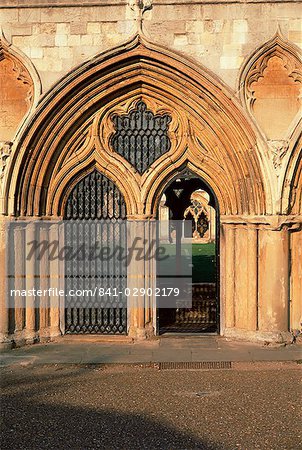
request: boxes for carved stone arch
[239,29,302,141]
[60,165,128,219]
[146,161,223,219]
[49,157,139,219]
[5,34,270,218]
[281,127,302,215]
[0,29,41,141]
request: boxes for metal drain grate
[158,361,232,370]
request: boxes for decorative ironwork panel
[110,100,172,174]
[64,170,127,334]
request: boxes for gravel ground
[0,363,301,450]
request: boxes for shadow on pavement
[0,366,224,450]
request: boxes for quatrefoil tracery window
[110,100,172,174]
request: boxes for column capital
[127,214,155,221]
[220,214,302,231]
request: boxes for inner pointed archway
[156,170,219,335]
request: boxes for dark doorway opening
[157,171,219,334]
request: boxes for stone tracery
[2,32,300,345]
[239,30,302,142]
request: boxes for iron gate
[64,170,127,334]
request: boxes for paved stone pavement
[0,362,301,450]
[0,336,301,367]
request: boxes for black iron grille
[64,170,127,334]
[110,100,172,174]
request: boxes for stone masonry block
[174,34,188,47]
[106,34,125,47]
[220,55,243,70]
[155,5,202,21]
[56,23,70,35]
[32,24,41,34]
[55,34,68,47]
[37,34,56,47]
[187,33,201,45]
[117,21,135,34]
[233,20,248,33]
[68,35,81,46]
[223,44,241,57]
[289,31,302,44]
[11,36,31,47]
[92,35,103,46]
[289,20,302,32]
[34,57,63,72]
[0,9,18,23]
[81,35,93,46]
[87,22,101,34]
[41,23,56,34]
[44,48,60,59]
[58,47,73,60]
[70,22,87,35]
[41,6,123,23]
[30,47,43,59]
[232,32,247,45]
[101,22,119,35]
[11,24,32,36]
[18,8,41,23]
[186,21,204,33]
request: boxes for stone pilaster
[0,218,11,348]
[223,223,235,329]
[126,216,155,339]
[289,225,302,332]
[13,224,25,345]
[39,225,50,341]
[258,226,289,333]
[49,223,61,339]
[24,222,37,344]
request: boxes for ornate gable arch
[4,34,270,218]
[238,29,301,141]
[0,29,41,140]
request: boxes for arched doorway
[3,35,285,347]
[63,169,127,334]
[157,170,219,334]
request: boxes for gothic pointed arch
[0,29,41,142]
[281,127,302,215]
[239,29,302,141]
[4,34,270,218]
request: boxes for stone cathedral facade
[0,0,301,347]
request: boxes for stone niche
[240,32,302,141]
[250,55,301,140]
[0,51,33,141]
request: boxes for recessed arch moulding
[1,35,299,344]
[5,34,269,219]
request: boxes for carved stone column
[39,225,50,341]
[13,225,25,345]
[24,222,36,344]
[289,224,302,332]
[223,223,235,329]
[49,223,61,339]
[258,225,289,333]
[247,224,258,331]
[127,216,155,339]
[0,218,11,348]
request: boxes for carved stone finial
[0,141,13,179]
[128,0,153,34]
